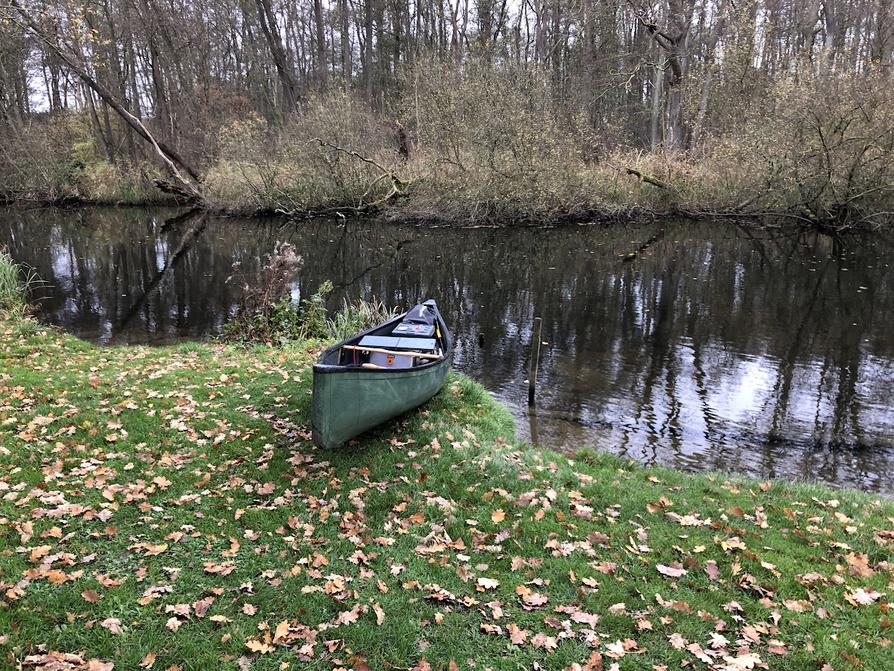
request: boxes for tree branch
[6,1,203,202]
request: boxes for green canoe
[312,299,453,448]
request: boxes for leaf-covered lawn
[1,318,892,671]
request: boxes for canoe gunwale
[313,357,451,376]
[313,301,453,375]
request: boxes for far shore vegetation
[3,0,894,230]
[4,65,894,230]
[0,259,893,670]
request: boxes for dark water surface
[3,207,894,492]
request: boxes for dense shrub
[0,113,166,204]
[396,59,601,222]
[0,114,84,201]
[205,94,402,213]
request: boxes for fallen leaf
[508,623,528,645]
[657,563,688,578]
[783,599,812,613]
[531,632,558,651]
[81,589,102,603]
[100,618,123,635]
[845,588,883,606]
[193,597,214,618]
[245,638,274,654]
[477,577,500,590]
[273,619,290,641]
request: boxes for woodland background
[1,0,893,226]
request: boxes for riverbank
[2,158,886,232]
[4,70,894,231]
[0,189,878,233]
[1,314,892,670]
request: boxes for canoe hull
[312,358,450,448]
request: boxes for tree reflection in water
[2,207,893,492]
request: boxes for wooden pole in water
[528,317,543,406]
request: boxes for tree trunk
[629,0,694,152]
[689,0,729,148]
[255,0,300,113]
[340,0,351,90]
[313,0,328,88]
[650,51,664,151]
[364,0,375,101]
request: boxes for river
[3,206,893,492]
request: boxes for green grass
[0,249,34,319]
[325,297,401,342]
[1,318,892,670]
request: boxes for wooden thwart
[341,344,443,361]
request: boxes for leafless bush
[225,242,304,342]
[205,92,402,213]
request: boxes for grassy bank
[1,316,893,671]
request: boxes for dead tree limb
[7,1,203,202]
[313,138,406,185]
[607,160,671,190]
[623,166,670,190]
[275,139,410,219]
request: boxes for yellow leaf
[143,544,168,556]
[46,570,68,584]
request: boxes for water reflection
[2,206,893,492]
